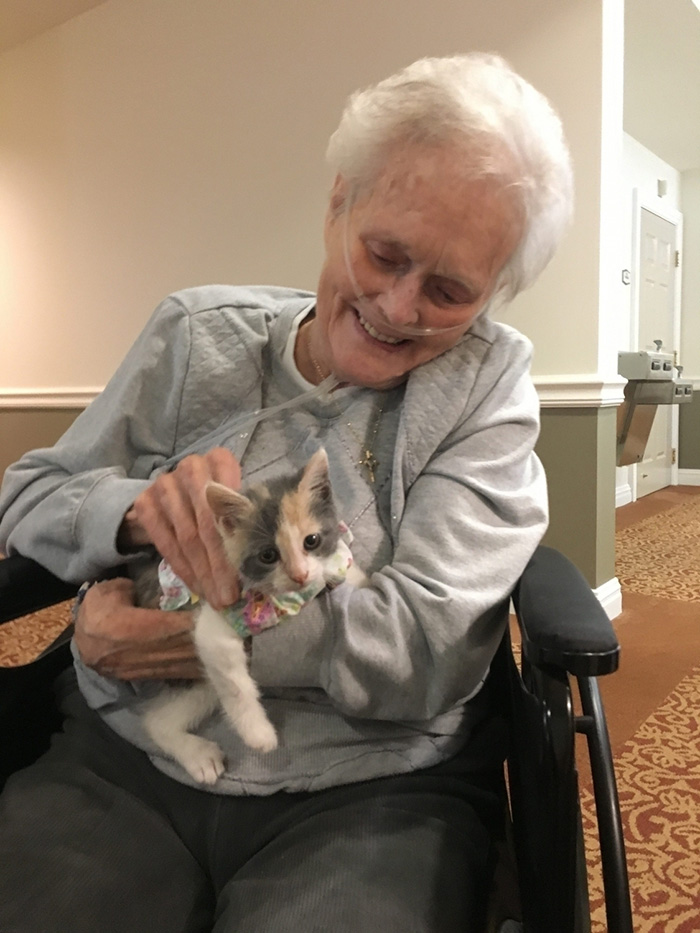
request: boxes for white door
[636,208,677,498]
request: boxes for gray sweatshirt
[0,285,548,793]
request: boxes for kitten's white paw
[178,737,226,785]
[239,718,278,753]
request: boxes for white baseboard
[678,469,700,486]
[616,483,633,507]
[509,575,622,624]
[594,576,623,620]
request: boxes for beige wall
[1,0,609,394]
[1,0,625,590]
[620,134,682,349]
[681,170,700,380]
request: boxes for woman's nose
[376,275,422,326]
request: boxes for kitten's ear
[299,448,331,502]
[205,482,254,535]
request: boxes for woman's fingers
[176,448,242,606]
[137,474,202,594]
[97,631,204,681]
[207,446,242,489]
[74,579,198,676]
[128,450,241,607]
[173,454,233,604]
[75,445,244,679]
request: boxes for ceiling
[1,0,699,172]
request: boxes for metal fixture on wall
[616,341,693,466]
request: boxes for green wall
[536,407,617,589]
[679,394,700,469]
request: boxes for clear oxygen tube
[340,185,489,338]
[166,372,344,470]
[220,373,342,438]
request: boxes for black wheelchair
[0,545,633,932]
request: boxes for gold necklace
[304,321,383,484]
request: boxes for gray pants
[0,685,504,933]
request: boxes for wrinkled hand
[74,577,202,680]
[119,447,242,609]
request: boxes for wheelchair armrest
[0,553,79,624]
[511,545,620,678]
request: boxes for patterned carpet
[615,496,700,602]
[0,600,72,666]
[582,667,700,932]
[581,489,700,932]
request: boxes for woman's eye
[436,288,460,305]
[427,279,473,307]
[258,547,280,565]
[372,252,399,269]
[367,243,406,271]
[304,534,321,551]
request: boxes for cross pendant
[359,449,378,484]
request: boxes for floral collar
[157,523,354,638]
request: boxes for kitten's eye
[258,547,280,565]
[303,534,321,551]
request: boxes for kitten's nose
[290,570,309,586]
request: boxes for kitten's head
[206,448,340,594]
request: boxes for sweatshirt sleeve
[251,333,548,722]
[0,296,193,581]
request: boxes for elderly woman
[0,54,572,933]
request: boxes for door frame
[629,188,684,500]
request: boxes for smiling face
[299,144,524,390]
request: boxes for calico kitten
[136,447,363,785]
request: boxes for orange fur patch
[277,488,320,582]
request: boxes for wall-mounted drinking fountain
[616,340,693,466]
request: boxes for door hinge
[675,250,680,267]
[672,448,677,465]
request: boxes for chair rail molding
[0,388,102,409]
[534,375,627,409]
[4,375,634,411]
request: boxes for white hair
[326,53,574,304]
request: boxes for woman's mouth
[354,308,407,345]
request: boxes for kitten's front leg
[142,682,226,785]
[345,564,369,588]
[194,604,278,753]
